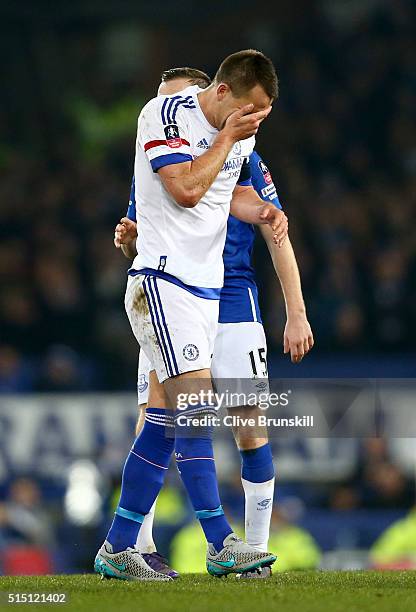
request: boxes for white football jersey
[130,85,255,291]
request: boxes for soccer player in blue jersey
[113,67,313,579]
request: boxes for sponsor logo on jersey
[164,124,182,148]
[138,374,148,394]
[258,159,272,185]
[197,138,210,149]
[261,184,278,200]
[233,141,242,156]
[257,498,272,510]
[221,157,244,173]
[183,344,199,361]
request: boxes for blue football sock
[106,408,174,552]
[175,405,232,552]
[240,443,275,483]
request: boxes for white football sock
[241,477,275,552]
[135,499,157,553]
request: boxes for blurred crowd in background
[1,0,416,574]
[1,0,415,391]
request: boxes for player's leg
[134,353,179,578]
[212,322,275,555]
[164,368,233,552]
[230,405,274,550]
[95,275,175,581]
[135,352,160,555]
[135,351,167,437]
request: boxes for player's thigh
[125,275,155,359]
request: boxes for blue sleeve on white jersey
[249,150,282,209]
[126,176,137,222]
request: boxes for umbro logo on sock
[196,138,210,149]
[257,498,272,509]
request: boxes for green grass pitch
[1,571,415,612]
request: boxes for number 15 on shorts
[248,347,268,377]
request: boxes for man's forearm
[159,132,234,207]
[260,226,306,317]
[230,187,270,225]
[186,133,234,195]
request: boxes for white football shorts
[137,318,269,408]
[125,274,219,385]
[211,321,269,407]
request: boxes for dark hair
[214,49,278,100]
[160,67,211,89]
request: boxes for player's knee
[148,370,167,407]
[174,402,218,441]
[237,436,269,451]
[135,404,147,436]
[134,419,142,437]
[229,406,268,449]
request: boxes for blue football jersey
[219,150,282,324]
[125,150,281,324]
[126,175,136,222]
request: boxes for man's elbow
[161,174,200,208]
[173,188,199,208]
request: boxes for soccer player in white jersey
[115,69,313,579]
[95,50,289,582]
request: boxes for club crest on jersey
[138,374,148,394]
[258,159,272,185]
[164,124,181,148]
[233,141,242,156]
[183,344,199,361]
